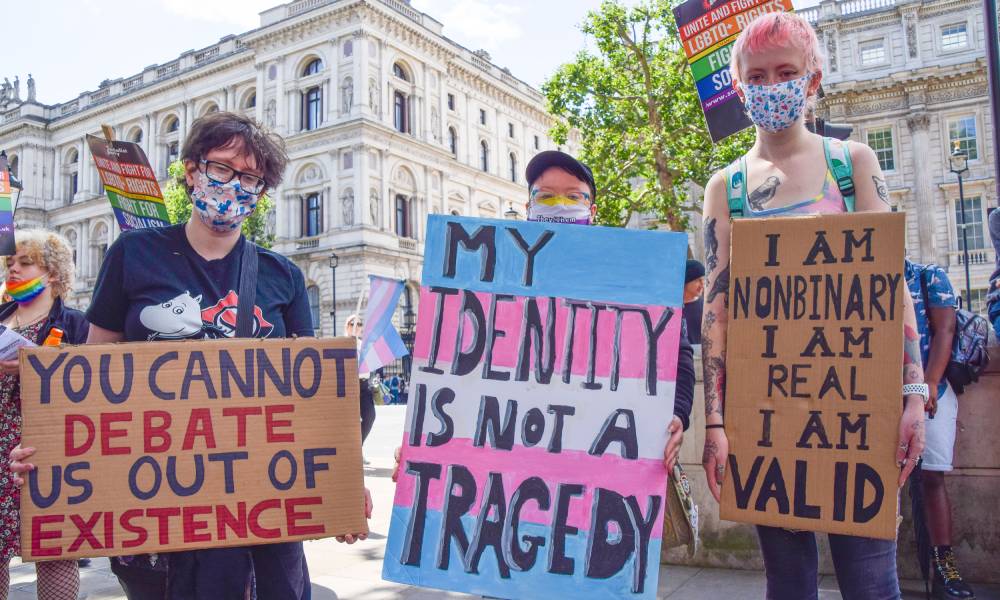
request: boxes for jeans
[360,380,376,442]
[756,525,900,600]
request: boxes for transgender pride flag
[357,275,409,374]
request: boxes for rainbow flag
[358,275,409,374]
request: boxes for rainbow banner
[382,215,687,598]
[0,157,15,256]
[86,134,170,230]
[673,0,795,142]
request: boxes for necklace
[13,308,49,329]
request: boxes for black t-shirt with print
[87,224,314,341]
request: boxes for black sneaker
[77,558,91,568]
[931,546,975,599]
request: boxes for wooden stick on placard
[101,124,115,143]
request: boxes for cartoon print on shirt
[139,290,274,340]
[139,291,204,339]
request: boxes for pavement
[9,405,1000,599]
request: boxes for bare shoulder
[704,168,731,216]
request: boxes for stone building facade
[0,0,564,336]
[806,0,995,310]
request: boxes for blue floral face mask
[190,170,257,234]
[739,73,813,133]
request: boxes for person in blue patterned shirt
[904,259,975,600]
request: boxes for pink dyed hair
[729,12,824,83]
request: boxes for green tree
[163,160,276,248]
[543,0,753,229]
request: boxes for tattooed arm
[701,171,731,502]
[851,140,926,484]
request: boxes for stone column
[355,143,367,227]
[79,136,92,196]
[907,112,937,263]
[380,149,390,231]
[255,64,265,123]
[275,57,287,135]
[353,31,367,117]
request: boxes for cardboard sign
[86,134,170,230]
[672,0,794,142]
[0,159,15,255]
[720,213,905,540]
[382,215,687,598]
[18,337,367,560]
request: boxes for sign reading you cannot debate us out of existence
[19,337,368,559]
[382,215,688,599]
[721,213,906,540]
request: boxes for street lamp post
[504,201,520,220]
[329,252,339,336]
[950,145,972,309]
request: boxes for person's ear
[590,201,598,219]
[807,70,823,98]
[183,159,198,189]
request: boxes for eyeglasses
[200,160,267,194]
[530,190,591,204]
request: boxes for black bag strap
[236,238,259,338]
[918,266,930,317]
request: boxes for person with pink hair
[699,11,928,599]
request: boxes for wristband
[902,383,929,403]
[705,424,725,430]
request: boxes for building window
[302,58,323,77]
[244,91,256,109]
[165,116,179,133]
[508,122,514,138]
[394,92,408,133]
[447,93,455,110]
[479,109,486,125]
[166,141,180,172]
[949,116,978,160]
[68,172,78,198]
[393,62,409,82]
[343,39,353,57]
[448,127,457,156]
[307,285,321,332]
[395,194,411,238]
[966,288,988,314]
[509,153,517,182]
[90,222,109,276]
[866,127,895,171]
[128,128,143,144]
[480,141,489,172]
[342,152,353,170]
[955,195,985,251]
[303,193,322,237]
[302,87,322,130]
[859,39,886,66]
[8,156,17,179]
[941,23,968,51]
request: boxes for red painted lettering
[64,415,95,457]
[146,507,181,545]
[248,499,282,539]
[182,506,214,543]
[68,512,102,552]
[182,408,217,450]
[265,405,295,443]
[285,497,326,536]
[120,509,148,549]
[144,410,172,453]
[30,515,64,557]
[100,412,132,456]
[216,502,249,540]
[222,406,262,447]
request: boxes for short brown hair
[181,111,288,191]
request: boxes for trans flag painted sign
[382,215,687,598]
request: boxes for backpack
[919,267,991,394]
[726,137,856,218]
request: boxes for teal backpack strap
[726,158,748,219]
[823,137,855,212]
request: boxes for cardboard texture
[18,337,367,560]
[720,213,905,540]
[382,215,688,599]
[672,0,795,142]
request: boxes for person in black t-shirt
[12,112,371,600]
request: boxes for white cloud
[413,0,523,50]
[159,0,276,30]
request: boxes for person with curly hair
[0,229,89,600]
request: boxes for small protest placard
[0,158,15,255]
[672,0,794,142]
[720,213,905,540]
[86,134,170,230]
[382,215,687,598]
[19,337,367,559]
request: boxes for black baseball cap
[525,151,596,201]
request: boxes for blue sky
[8,0,816,106]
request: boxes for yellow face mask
[528,192,592,224]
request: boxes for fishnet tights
[2,559,79,600]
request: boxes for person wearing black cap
[684,259,706,345]
[524,150,598,224]
[523,150,695,472]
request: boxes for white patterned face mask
[739,73,813,133]
[190,170,257,233]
